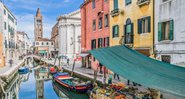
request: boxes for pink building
[80,0,110,70]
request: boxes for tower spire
[36,8,42,17]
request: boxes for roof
[89,45,185,98]
[17,31,29,39]
[36,8,42,17]
[80,0,91,8]
[36,38,52,42]
[57,9,80,20]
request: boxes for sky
[4,0,83,40]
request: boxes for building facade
[110,0,154,57]
[51,22,59,57]
[0,2,17,67]
[34,38,55,58]
[81,0,110,69]
[155,0,185,65]
[34,8,43,41]
[57,10,81,59]
[17,31,30,56]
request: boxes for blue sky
[4,0,83,40]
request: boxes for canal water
[0,62,89,99]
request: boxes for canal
[0,61,89,99]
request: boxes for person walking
[114,73,120,81]
[67,58,70,66]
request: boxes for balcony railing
[119,34,134,48]
[137,0,150,6]
[111,9,119,17]
[124,34,133,44]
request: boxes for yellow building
[110,0,154,57]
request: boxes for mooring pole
[71,60,75,76]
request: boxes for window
[124,19,133,44]
[51,42,53,45]
[126,0,132,5]
[138,16,151,34]
[93,20,96,31]
[92,0,95,9]
[91,39,96,49]
[98,17,102,29]
[42,42,44,45]
[46,42,49,45]
[158,20,173,41]
[4,22,6,30]
[106,37,109,47]
[98,38,103,48]
[4,9,6,15]
[112,25,119,38]
[8,14,14,23]
[104,14,109,27]
[162,0,169,2]
[161,55,171,63]
[36,42,39,45]
[113,0,118,10]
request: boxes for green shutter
[114,0,118,9]
[148,16,151,32]
[112,26,115,38]
[158,22,162,41]
[169,20,174,40]
[138,19,142,34]
[117,25,119,37]
[131,23,134,34]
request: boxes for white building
[155,0,185,65]
[57,10,81,59]
[0,2,17,64]
[17,31,31,56]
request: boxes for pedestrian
[67,58,70,66]
[114,73,120,81]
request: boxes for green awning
[89,45,185,97]
[39,50,47,54]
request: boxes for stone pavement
[0,58,25,77]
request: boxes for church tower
[34,8,43,40]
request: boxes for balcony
[124,34,134,47]
[137,0,150,6]
[111,9,119,17]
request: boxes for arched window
[124,18,133,44]
[125,18,133,34]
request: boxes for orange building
[0,32,5,67]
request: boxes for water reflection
[0,73,20,99]
[0,62,88,99]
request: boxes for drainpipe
[153,0,155,58]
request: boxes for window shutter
[131,23,134,34]
[117,25,119,37]
[138,19,142,34]
[114,0,118,9]
[169,20,174,40]
[148,16,151,32]
[112,26,115,38]
[158,22,162,41]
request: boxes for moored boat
[18,67,29,74]
[53,72,93,93]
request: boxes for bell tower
[34,8,43,40]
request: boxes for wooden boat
[18,67,29,74]
[53,72,93,93]
[52,82,89,99]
